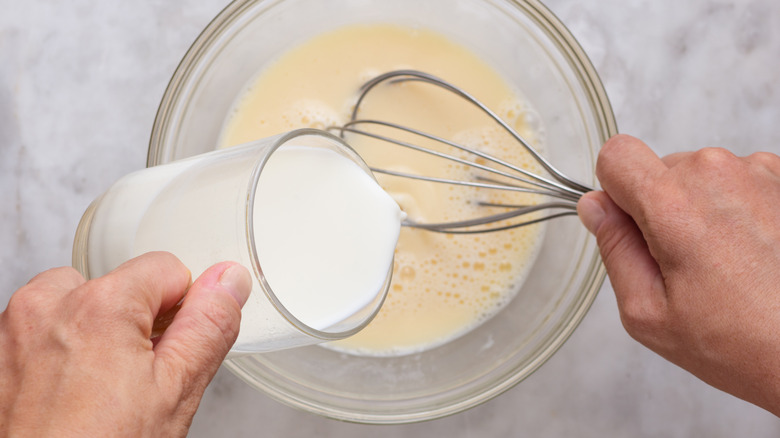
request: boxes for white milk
[252,145,403,331]
[85,159,199,278]
[85,142,403,348]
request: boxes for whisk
[331,70,594,234]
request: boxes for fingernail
[218,264,253,307]
[577,195,606,235]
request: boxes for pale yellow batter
[220,24,545,356]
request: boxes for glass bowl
[149,0,616,424]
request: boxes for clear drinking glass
[73,129,392,354]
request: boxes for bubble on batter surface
[497,98,546,146]
[281,99,342,130]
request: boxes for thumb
[577,191,667,338]
[153,262,252,392]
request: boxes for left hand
[0,252,252,437]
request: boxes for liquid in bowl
[150,0,613,422]
[219,24,547,356]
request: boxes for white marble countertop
[2,0,779,436]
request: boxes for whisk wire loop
[334,70,594,234]
[338,120,582,201]
[350,70,592,194]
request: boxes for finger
[101,252,193,321]
[24,266,85,294]
[1,268,86,338]
[577,191,668,340]
[746,151,780,175]
[660,151,693,168]
[596,134,667,219]
[153,262,251,394]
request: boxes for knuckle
[3,285,72,353]
[27,266,85,290]
[614,271,671,352]
[747,151,780,172]
[4,296,37,331]
[619,299,656,333]
[196,299,241,346]
[5,284,54,322]
[618,298,667,344]
[689,147,735,171]
[13,267,86,309]
[54,266,87,288]
[136,251,187,274]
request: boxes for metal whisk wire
[332,70,594,234]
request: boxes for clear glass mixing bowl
[149,0,617,424]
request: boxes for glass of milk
[73,129,403,356]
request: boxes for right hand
[577,134,780,416]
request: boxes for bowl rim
[147,0,617,424]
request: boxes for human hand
[577,134,780,415]
[0,252,252,437]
